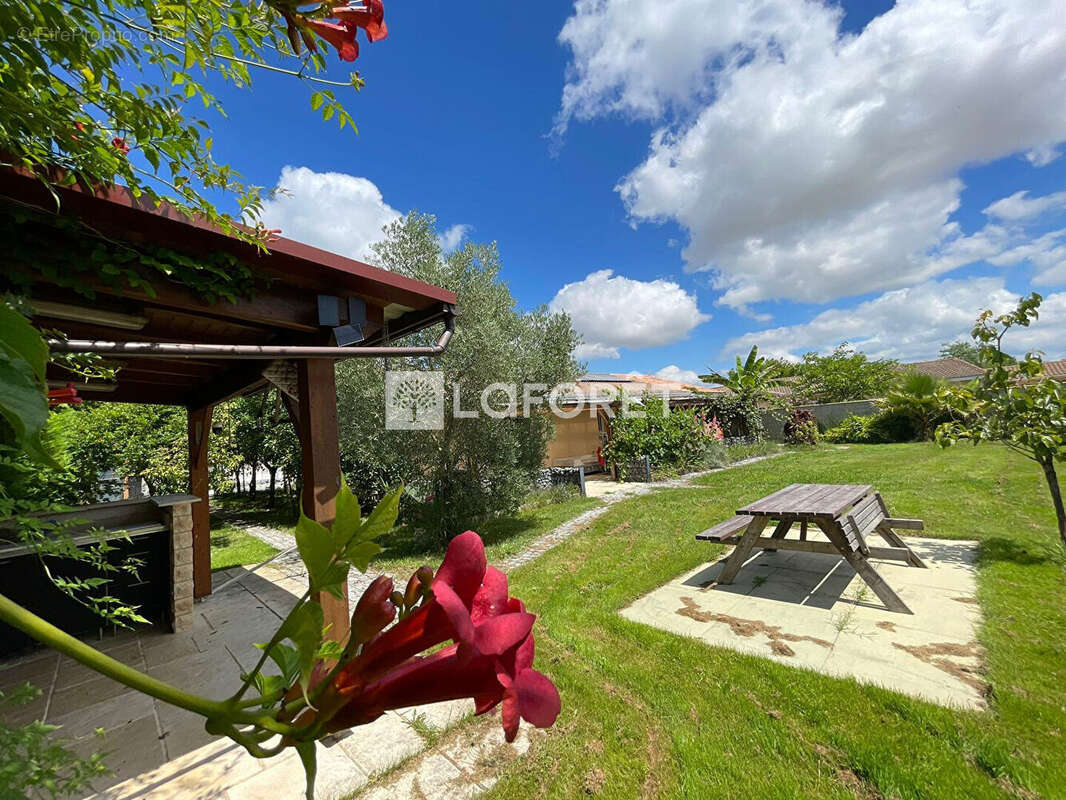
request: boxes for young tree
[940,338,1016,367]
[337,213,582,542]
[796,343,898,403]
[937,294,1066,547]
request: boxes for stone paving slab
[621,535,986,710]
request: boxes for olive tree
[337,213,581,543]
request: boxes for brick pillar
[162,501,196,632]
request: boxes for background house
[544,373,725,469]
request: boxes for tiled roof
[565,373,727,403]
[901,357,984,380]
[1042,359,1066,378]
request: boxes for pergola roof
[0,165,457,407]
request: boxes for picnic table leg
[763,518,792,554]
[875,523,928,568]
[815,520,913,614]
[800,521,807,541]
[717,517,769,585]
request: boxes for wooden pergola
[1,166,457,640]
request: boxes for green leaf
[294,513,347,595]
[259,641,300,684]
[345,540,382,572]
[358,486,402,543]
[310,91,324,111]
[278,600,324,693]
[0,303,48,382]
[0,351,53,465]
[331,477,362,552]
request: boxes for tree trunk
[1039,456,1066,548]
[234,470,242,495]
[268,468,277,507]
[248,463,257,499]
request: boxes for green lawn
[209,524,279,572]
[482,444,1066,799]
[374,493,603,577]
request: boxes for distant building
[898,357,984,383]
[543,373,724,469]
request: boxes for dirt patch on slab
[677,597,833,657]
[876,621,897,632]
[892,641,987,693]
[953,596,979,605]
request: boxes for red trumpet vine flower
[111,137,130,155]
[305,18,359,61]
[47,383,82,407]
[303,531,560,743]
[331,0,387,42]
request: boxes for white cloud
[1026,144,1062,167]
[437,223,472,252]
[984,190,1066,221]
[549,269,710,359]
[654,365,706,385]
[722,277,1022,362]
[260,166,401,261]
[557,0,1066,311]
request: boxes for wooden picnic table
[696,483,928,614]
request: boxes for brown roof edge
[0,163,457,308]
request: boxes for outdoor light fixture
[318,294,366,347]
[31,300,148,331]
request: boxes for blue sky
[203,0,1066,380]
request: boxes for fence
[762,399,879,440]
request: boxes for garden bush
[823,415,876,443]
[604,395,708,473]
[783,408,819,445]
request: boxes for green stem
[0,592,224,719]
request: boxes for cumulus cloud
[722,277,1022,362]
[261,166,401,261]
[437,223,472,252]
[654,365,706,385]
[984,190,1066,222]
[549,269,710,359]
[557,0,1066,311]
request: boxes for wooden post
[188,405,213,599]
[296,359,349,642]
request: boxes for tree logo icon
[385,371,445,430]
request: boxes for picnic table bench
[696,483,927,614]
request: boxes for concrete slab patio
[621,534,986,710]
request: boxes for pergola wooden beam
[188,405,213,598]
[296,359,349,642]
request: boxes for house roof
[900,357,984,380]
[1042,359,1066,378]
[551,373,726,407]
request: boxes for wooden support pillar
[188,405,213,599]
[296,359,349,643]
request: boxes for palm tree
[700,345,782,406]
[881,371,949,440]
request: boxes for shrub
[866,409,918,443]
[697,393,765,440]
[783,408,819,445]
[604,395,706,473]
[823,415,875,443]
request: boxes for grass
[209,524,279,572]
[373,493,603,578]
[478,443,1066,799]
[209,489,602,579]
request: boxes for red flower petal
[514,669,561,728]
[471,566,508,622]
[473,612,535,657]
[432,580,475,648]
[433,531,486,604]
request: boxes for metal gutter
[48,312,455,360]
